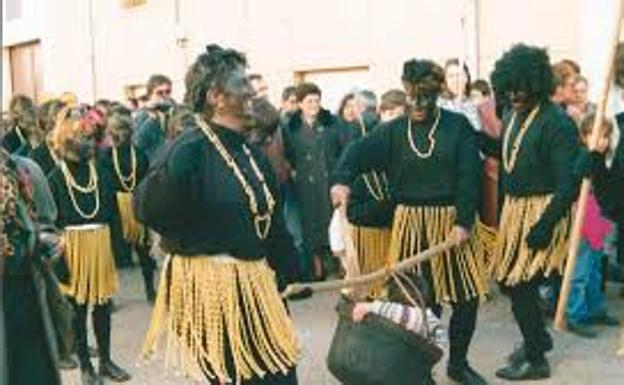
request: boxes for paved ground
[62,267,624,385]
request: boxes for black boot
[447,364,488,385]
[81,365,104,385]
[93,302,132,382]
[496,357,550,381]
[99,360,132,382]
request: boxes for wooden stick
[554,0,624,331]
[281,239,455,298]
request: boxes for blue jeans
[567,239,607,324]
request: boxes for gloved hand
[525,221,554,250]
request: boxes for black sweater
[101,143,149,193]
[333,108,481,229]
[480,101,580,229]
[47,157,117,228]
[133,121,298,285]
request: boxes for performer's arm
[332,124,393,186]
[526,117,580,248]
[133,138,198,236]
[454,119,481,230]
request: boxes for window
[294,67,370,114]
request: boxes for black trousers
[431,297,479,369]
[504,278,553,363]
[71,299,113,369]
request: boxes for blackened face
[404,82,439,122]
[509,90,538,113]
[66,132,96,162]
[220,66,255,126]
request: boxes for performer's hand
[526,222,553,250]
[449,225,470,246]
[330,184,351,207]
[352,303,370,322]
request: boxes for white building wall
[3,0,620,111]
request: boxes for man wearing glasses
[134,74,175,162]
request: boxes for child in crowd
[566,113,620,338]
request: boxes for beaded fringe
[347,224,392,297]
[60,225,119,305]
[388,205,488,304]
[141,255,299,384]
[489,195,571,286]
[116,192,144,244]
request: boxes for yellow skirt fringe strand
[116,192,144,244]
[490,195,571,286]
[141,255,300,384]
[60,225,119,305]
[388,205,489,304]
[347,224,392,297]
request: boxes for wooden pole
[281,240,454,298]
[553,0,624,331]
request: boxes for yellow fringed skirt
[489,195,571,286]
[388,205,488,304]
[116,192,144,244]
[347,224,392,297]
[141,255,299,384]
[60,224,119,305]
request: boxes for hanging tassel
[388,205,488,304]
[141,255,299,384]
[490,195,572,286]
[116,192,145,244]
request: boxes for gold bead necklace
[112,145,137,192]
[502,105,540,173]
[195,116,276,240]
[406,109,441,159]
[357,117,388,202]
[60,160,100,219]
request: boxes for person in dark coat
[133,74,175,163]
[283,82,346,280]
[2,148,62,385]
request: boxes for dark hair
[471,79,491,97]
[184,44,247,115]
[38,99,66,133]
[146,74,172,97]
[281,86,297,102]
[386,272,425,306]
[401,59,445,93]
[579,112,613,140]
[380,89,407,111]
[167,104,195,139]
[551,61,577,89]
[251,98,280,136]
[248,73,263,82]
[490,44,553,104]
[107,112,134,145]
[337,93,355,118]
[444,58,472,97]
[295,82,321,102]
